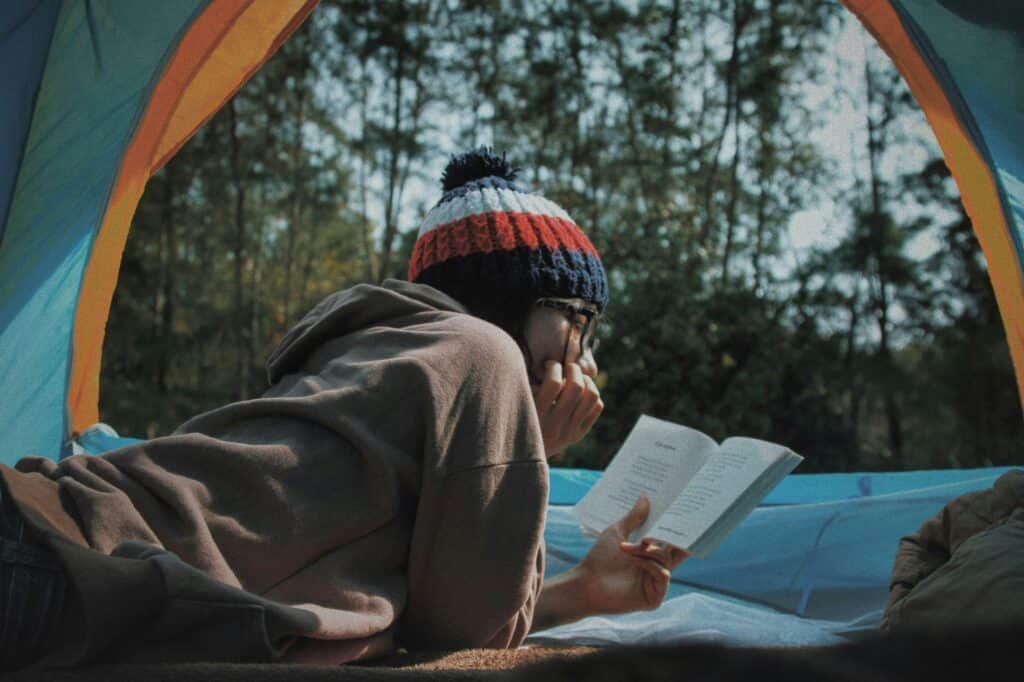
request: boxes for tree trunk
[378,8,407,282]
[157,169,176,393]
[864,58,904,468]
[720,101,742,287]
[357,61,377,283]
[843,289,864,466]
[698,0,748,249]
[661,0,681,168]
[283,85,306,329]
[753,152,768,292]
[610,35,651,219]
[227,98,250,400]
[248,179,266,397]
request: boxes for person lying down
[0,148,687,671]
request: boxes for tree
[101,1,1021,472]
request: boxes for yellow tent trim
[843,0,1024,409]
[69,0,317,433]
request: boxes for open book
[573,415,803,559]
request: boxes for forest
[101,0,1023,472]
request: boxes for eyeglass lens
[537,299,600,356]
[575,310,599,355]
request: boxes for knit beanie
[407,148,608,315]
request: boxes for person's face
[522,297,600,385]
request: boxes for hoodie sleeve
[397,317,548,650]
[399,463,547,650]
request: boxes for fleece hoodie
[1,280,548,666]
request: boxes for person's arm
[531,565,590,631]
[532,496,688,633]
[399,322,549,650]
[530,362,687,632]
[400,462,548,649]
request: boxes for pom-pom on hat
[408,147,608,314]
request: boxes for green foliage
[101,1,1021,469]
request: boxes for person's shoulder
[413,312,528,392]
[435,312,524,368]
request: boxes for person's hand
[576,496,688,614]
[531,361,603,457]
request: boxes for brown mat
[9,623,1023,682]
[372,644,597,671]
[7,645,595,682]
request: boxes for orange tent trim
[68,0,318,434]
[842,0,1024,409]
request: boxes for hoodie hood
[266,279,468,383]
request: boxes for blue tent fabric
[550,465,1006,506]
[0,1,207,464]
[535,465,1018,646]
[0,0,60,245]
[893,0,1024,260]
[73,422,143,454]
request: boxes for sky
[784,14,949,262]
[338,7,958,284]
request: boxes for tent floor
[9,624,1022,682]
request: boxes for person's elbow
[398,573,542,651]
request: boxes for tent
[1,0,1021,650]
[1,0,317,462]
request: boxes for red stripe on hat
[409,211,599,281]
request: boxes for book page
[646,437,792,550]
[686,450,802,558]
[573,415,718,540]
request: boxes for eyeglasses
[535,298,601,359]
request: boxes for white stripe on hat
[417,186,574,238]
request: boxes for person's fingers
[637,557,671,587]
[620,541,664,559]
[619,541,675,571]
[667,546,689,569]
[578,396,604,436]
[534,363,603,454]
[645,540,674,566]
[551,363,585,430]
[569,372,598,419]
[568,374,600,431]
[533,361,563,418]
[643,541,688,569]
[615,495,650,538]
[630,556,671,608]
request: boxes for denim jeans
[0,475,67,671]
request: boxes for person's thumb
[615,495,650,537]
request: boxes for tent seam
[0,0,61,250]
[59,1,211,455]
